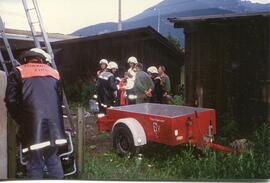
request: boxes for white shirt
[126,68,136,89]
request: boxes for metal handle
[19,144,28,166]
[59,131,77,177]
[59,131,74,158]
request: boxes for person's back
[134,70,151,95]
[5,50,65,179]
[13,63,65,147]
[133,63,154,103]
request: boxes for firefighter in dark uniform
[96,59,108,77]
[96,61,119,113]
[5,49,66,179]
[93,59,109,102]
[147,66,163,103]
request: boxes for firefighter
[158,65,171,104]
[96,61,119,112]
[5,49,66,179]
[97,59,108,76]
[133,63,154,103]
[126,56,138,104]
[30,48,52,65]
[127,56,137,79]
[147,66,163,103]
[93,59,109,102]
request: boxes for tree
[167,33,183,52]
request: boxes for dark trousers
[26,146,64,179]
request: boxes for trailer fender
[112,118,147,146]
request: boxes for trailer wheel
[112,123,136,156]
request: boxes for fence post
[76,107,85,178]
[7,117,17,178]
[0,71,7,179]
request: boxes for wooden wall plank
[0,70,7,179]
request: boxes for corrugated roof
[168,11,270,28]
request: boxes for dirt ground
[84,115,112,155]
[64,112,112,156]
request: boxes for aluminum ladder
[22,0,75,134]
[0,16,19,74]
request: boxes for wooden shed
[52,26,184,94]
[169,12,270,135]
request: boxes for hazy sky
[0,0,269,34]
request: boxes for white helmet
[107,61,118,69]
[99,59,108,65]
[30,48,52,63]
[147,66,158,74]
[127,56,138,64]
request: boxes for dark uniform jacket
[150,77,163,103]
[96,70,119,107]
[5,63,66,152]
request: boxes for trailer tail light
[176,136,183,141]
[208,120,213,137]
[97,113,105,118]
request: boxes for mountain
[126,0,270,22]
[72,0,270,46]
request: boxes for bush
[64,81,96,107]
[80,82,96,106]
[171,95,184,106]
[252,123,270,177]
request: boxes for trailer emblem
[153,122,160,135]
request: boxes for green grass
[97,132,110,139]
[82,124,270,180]
[82,144,270,180]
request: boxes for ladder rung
[26,8,36,11]
[34,33,43,37]
[31,21,40,25]
[1,60,9,63]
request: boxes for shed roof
[168,11,270,28]
[1,28,78,41]
[0,28,78,50]
[52,26,181,56]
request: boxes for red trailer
[98,103,232,155]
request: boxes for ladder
[0,16,19,74]
[22,0,75,134]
